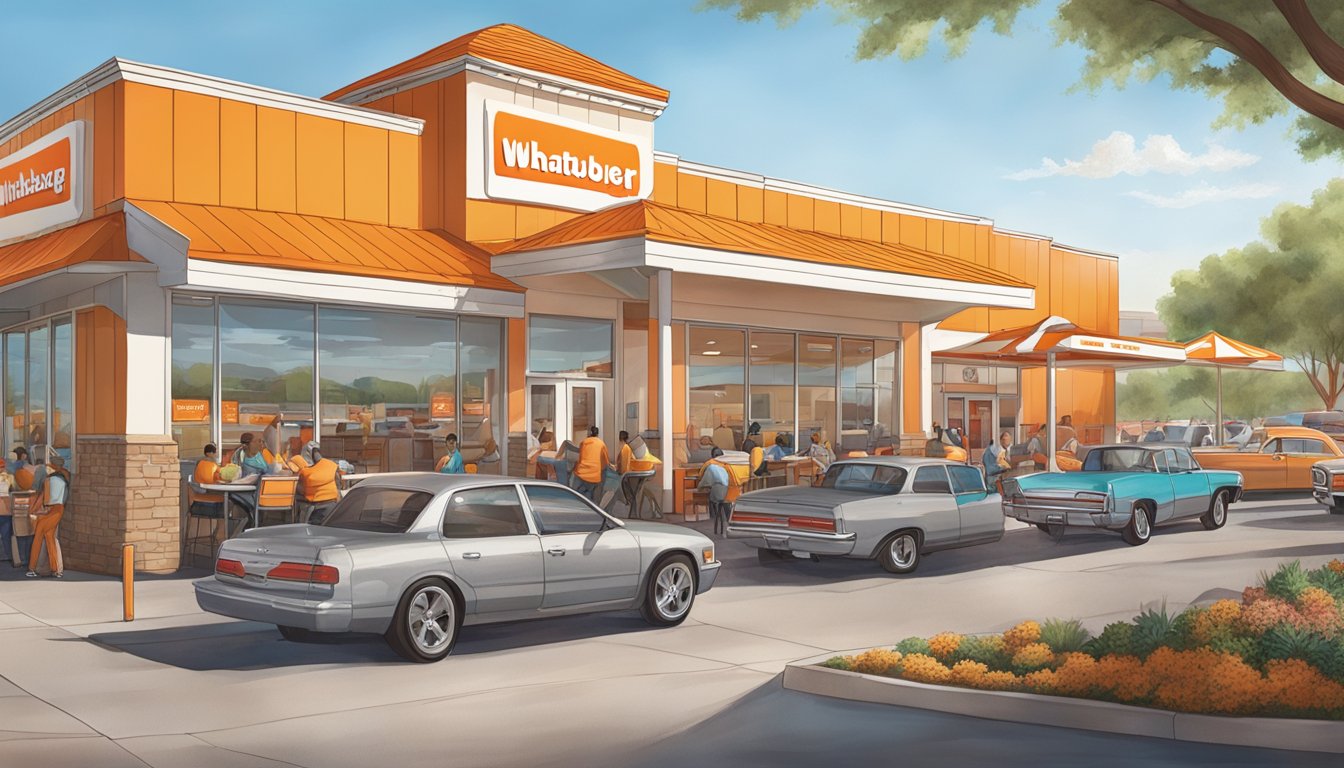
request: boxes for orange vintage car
[1194,426,1343,491]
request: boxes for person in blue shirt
[764,435,789,463]
[437,433,465,474]
[697,447,732,536]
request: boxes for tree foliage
[705,0,1344,158]
[1117,367,1320,422]
[1159,180,1344,408]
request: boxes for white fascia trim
[332,54,668,117]
[124,201,190,285]
[644,240,1034,309]
[491,237,648,278]
[927,327,990,354]
[0,58,424,147]
[1054,242,1121,262]
[995,227,1053,242]
[181,259,524,317]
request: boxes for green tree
[1117,367,1321,421]
[1159,180,1344,408]
[706,0,1344,158]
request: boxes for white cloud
[1125,182,1281,209]
[1007,131,1259,180]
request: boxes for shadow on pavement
[601,677,1341,768]
[1239,513,1344,532]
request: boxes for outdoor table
[198,482,259,536]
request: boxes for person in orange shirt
[297,441,342,524]
[616,431,634,475]
[190,444,228,541]
[25,455,69,578]
[573,426,612,502]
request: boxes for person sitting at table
[617,431,634,474]
[573,426,612,502]
[435,433,465,474]
[697,447,732,536]
[802,431,836,467]
[283,436,308,473]
[231,433,272,478]
[12,447,34,490]
[9,446,29,476]
[297,441,342,524]
[764,434,789,463]
[190,443,228,540]
[743,438,766,477]
[25,455,69,578]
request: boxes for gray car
[726,457,1003,574]
[195,473,721,663]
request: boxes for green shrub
[951,635,1012,671]
[895,636,932,657]
[1210,635,1265,670]
[1260,624,1334,671]
[1262,560,1311,602]
[1306,564,1344,601]
[1039,618,1091,654]
[1168,607,1205,651]
[1085,622,1136,658]
[1131,604,1177,657]
[820,656,853,671]
[1320,639,1344,682]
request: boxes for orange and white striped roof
[944,315,1187,368]
[1182,331,1283,370]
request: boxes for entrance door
[527,379,605,449]
[967,399,994,454]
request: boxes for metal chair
[617,470,656,519]
[185,481,227,566]
[255,476,299,527]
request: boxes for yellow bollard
[122,543,134,622]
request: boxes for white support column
[919,322,935,433]
[654,270,674,513]
[124,272,170,436]
[1215,366,1224,445]
[1046,352,1058,472]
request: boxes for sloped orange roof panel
[327,24,669,104]
[131,201,520,292]
[497,200,1032,290]
[0,214,138,288]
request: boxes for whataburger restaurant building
[0,24,1124,574]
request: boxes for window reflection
[52,319,72,465]
[528,315,612,377]
[799,335,837,451]
[219,300,314,466]
[460,317,502,470]
[5,331,24,458]
[27,325,47,452]
[840,339,875,452]
[689,327,745,457]
[748,331,794,451]
[171,296,215,459]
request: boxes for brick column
[507,432,528,478]
[66,435,181,575]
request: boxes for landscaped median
[784,560,1344,754]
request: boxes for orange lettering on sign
[1110,343,1140,352]
[221,401,239,424]
[172,399,210,423]
[430,393,455,419]
[493,111,641,198]
[1079,340,1103,348]
[0,138,72,220]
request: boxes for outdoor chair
[185,480,227,566]
[255,476,299,526]
[618,469,656,519]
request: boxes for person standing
[0,467,12,565]
[190,444,227,541]
[26,455,69,578]
[573,426,612,502]
[436,433,466,474]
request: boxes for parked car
[1309,459,1344,515]
[1301,411,1344,438]
[1141,421,1215,447]
[195,474,720,663]
[1001,445,1242,546]
[726,457,1003,574]
[1194,426,1343,491]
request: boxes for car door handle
[462,552,481,560]
[548,547,566,557]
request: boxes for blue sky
[3,0,1339,312]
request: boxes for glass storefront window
[5,330,23,457]
[689,326,745,452]
[528,315,613,377]
[460,317,502,470]
[840,338,875,452]
[171,296,216,460]
[27,325,48,454]
[875,339,898,448]
[748,331,794,451]
[52,318,72,464]
[798,334,837,450]
[219,300,314,465]
[318,307,456,473]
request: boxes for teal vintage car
[1001,445,1243,545]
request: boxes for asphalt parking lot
[0,493,1341,767]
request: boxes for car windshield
[819,463,907,494]
[1083,448,1155,472]
[320,485,434,533]
[1162,426,1187,441]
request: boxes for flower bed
[822,559,1344,719]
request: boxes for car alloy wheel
[641,555,696,627]
[1201,492,1228,530]
[1122,504,1152,546]
[879,531,920,574]
[386,578,462,663]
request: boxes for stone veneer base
[783,652,1344,755]
[66,435,181,575]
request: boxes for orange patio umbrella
[1181,331,1284,444]
[942,315,1187,470]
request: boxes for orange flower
[1326,559,1344,575]
[1294,587,1342,635]
[851,648,903,676]
[1011,642,1055,672]
[1021,668,1057,692]
[1192,599,1241,645]
[899,653,952,685]
[1002,621,1041,653]
[928,632,963,661]
[949,659,990,688]
[1096,655,1150,702]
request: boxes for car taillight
[216,558,245,578]
[788,516,836,532]
[732,512,782,524]
[266,562,340,585]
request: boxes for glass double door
[3,317,74,466]
[944,396,996,455]
[528,379,604,450]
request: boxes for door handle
[462,552,481,560]
[548,547,566,557]
[1272,455,1285,462]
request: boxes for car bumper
[697,561,721,594]
[1002,503,1121,530]
[194,577,353,632]
[1312,485,1340,508]
[725,525,858,556]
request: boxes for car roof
[1090,444,1187,452]
[350,472,542,494]
[835,456,968,468]
[1255,426,1335,440]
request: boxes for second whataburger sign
[484,101,652,211]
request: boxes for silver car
[726,457,1003,574]
[195,474,721,663]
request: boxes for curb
[782,652,1344,755]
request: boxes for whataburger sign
[0,121,85,242]
[485,101,652,212]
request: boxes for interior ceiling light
[705,340,717,345]
[702,350,722,356]
[750,344,759,349]
[807,343,834,353]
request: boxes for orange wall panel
[925,219,944,255]
[93,85,117,208]
[173,91,221,206]
[880,212,901,244]
[442,76,466,237]
[861,208,881,241]
[814,200,841,235]
[676,173,706,213]
[763,190,787,226]
[76,307,126,435]
[466,200,518,242]
[219,100,257,209]
[388,131,419,228]
[652,162,678,205]
[295,114,344,218]
[902,323,922,433]
[256,107,297,213]
[672,322,687,438]
[705,178,736,218]
[840,203,862,239]
[898,214,925,249]
[737,185,764,223]
[786,193,813,231]
[343,123,389,225]
[123,83,174,201]
[411,81,444,231]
